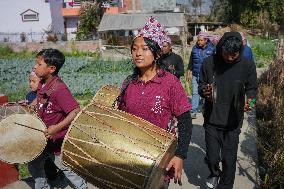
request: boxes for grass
[77,59,133,74]
[0,46,34,59]
[74,91,94,107]
[18,164,31,179]
[247,36,277,68]
[2,88,29,102]
[0,46,101,59]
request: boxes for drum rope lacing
[79,110,158,160]
[64,135,147,189]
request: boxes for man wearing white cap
[160,36,185,79]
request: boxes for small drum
[0,104,46,164]
[92,85,120,107]
[62,103,177,189]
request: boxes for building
[105,0,178,14]
[61,0,81,40]
[98,13,187,45]
[0,0,64,42]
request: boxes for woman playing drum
[117,17,193,188]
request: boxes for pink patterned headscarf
[197,31,221,44]
[30,68,37,77]
[197,31,209,39]
[136,17,168,48]
[162,35,172,45]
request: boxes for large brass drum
[0,104,46,164]
[92,85,120,107]
[62,103,177,189]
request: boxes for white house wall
[66,17,79,40]
[0,0,52,42]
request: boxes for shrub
[0,46,14,58]
[257,59,284,188]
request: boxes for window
[23,14,38,20]
[21,9,39,22]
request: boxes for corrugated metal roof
[98,13,185,31]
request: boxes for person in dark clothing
[186,32,215,119]
[198,32,257,189]
[160,39,185,79]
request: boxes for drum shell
[62,103,177,189]
[92,85,120,108]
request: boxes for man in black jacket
[160,40,184,79]
[198,32,257,189]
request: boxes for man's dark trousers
[204,123,242,189]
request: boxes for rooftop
[98,13,185,31]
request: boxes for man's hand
[244,98,256,112]
[166,156,184,185]
[44,125,61,139]
[185,70,192,96]
[203,84,213,102]
[167,65,176,75]
[185,70,192,83]
[168,65,175,71]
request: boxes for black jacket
[198,32,257,130]
[160,52,184,79]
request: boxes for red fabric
[37,76,79,155]
[119,70,191,131]
[0,161,18,188]
[0,95,8,105]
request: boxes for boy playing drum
[28,48,87,189]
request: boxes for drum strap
[113,74,134,108]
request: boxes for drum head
[0,114,46,164]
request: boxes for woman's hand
[166,156,184,185]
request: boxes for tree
[209,0,231,23]
[210,0,284,35]
[239,0,284,35]
[76,0,110,40]
[191,0,203,15]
